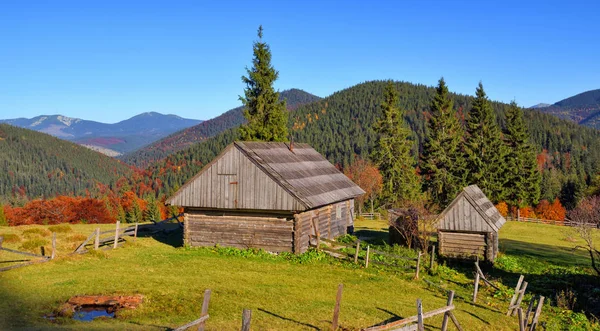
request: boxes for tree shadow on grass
[444,238,600,318]
[354,229,389,245]
[257,308,319,330]
[136,222,183,248]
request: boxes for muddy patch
[52,295,143,322]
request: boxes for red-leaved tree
[344,157,383,214]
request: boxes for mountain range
[0,112,203,155]
[120,88,321,167]
[533,89,600,129]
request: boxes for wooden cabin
[166,141,365,253]
[436,185,506,262]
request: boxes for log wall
[184,211,294,252]
[438,231,491,260]
[293,199,354,253]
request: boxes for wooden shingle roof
[235,141,365,209]
[437,185,506,232]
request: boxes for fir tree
[239,25,288,142]
[144,196,162,222]
[421,78,467,208]
[126,200,143,224]
[372,81,421,206]
[503,101,541,210]
[464,82,507,202]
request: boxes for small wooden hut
[166,141,365,253]
[436,185,506,262]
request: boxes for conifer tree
[144,196,162,222]
[464,82,507,202]
[372,81,421,206]
[239,25,288,142]
[503,101,541,210]
[421,78,467,208]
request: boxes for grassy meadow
[0,220,598,330]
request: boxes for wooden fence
[73,221,138,254]
[507,217,597,228]
[363,290,462,331]
[0,234,55,272]
[309,235,424,278]
[359,213,382,220]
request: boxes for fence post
[331,284,343,330]
[525,298,534,328]
[365,245,370,268]
[198,289,211,331]
[507,275,524,316]
[354,240,361,264]
[530,296,544,331]
[415,251,422,279]
[517,307,525,331]
[473,271,480,303]
[94,228,100,250]
[430,245,436,271]
[416,299,424,331]
[241,309,252,331]
[441,290,454,331]
[50,232,56,259]
[0,236,3,248]
[512,281,528,316]
[134,223,139,243]
[113,221,120,249]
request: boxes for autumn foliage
[5,196,114,226]
[535,198,566,221]
[496,198,566,221]
[344,157,383,213]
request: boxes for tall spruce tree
[239,25,288,142]
[372,81,421,206]
[464,82,507,202]
[421,78,467,208]
[503,101,541,210]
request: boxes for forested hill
[537,88,600,129]
[0,124,133,201]
[121,88,321,167]
[145,80,600,204]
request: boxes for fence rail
[507,217,597,228]
[359,213,382,220]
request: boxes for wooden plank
[473,272,480,303]
[241,309,252,331]
[507,275,524,316]
[198,289,211,331]
[113,221,120,249]
[331,284,343,330]
[517,307,525,331]
[74,231,97,253]
[94,228,100,250]
[415,252,421,279]
[512,281,528,316]
[530,296,544,331]
[441,291,454,331]
[354,240,361,263]
[173,315,210,331]
[363,305,455,331]
[416,299,424,331]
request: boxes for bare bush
[389,205,435,253]
[568,196,600,276]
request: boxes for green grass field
[0,220,598,330]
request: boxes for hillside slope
[120,89,321,167]
[537,89,600,129]
[0,124,133,200]
[0,113,203,155]
[142,81,600,202]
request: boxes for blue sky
[1,1,599,123]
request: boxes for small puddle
[73,305,116,321]
[52,295,143,322]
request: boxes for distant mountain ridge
[535,89,600,130]
[0,123,133,199]
[0,112,203,155]
[120,88,321,167]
